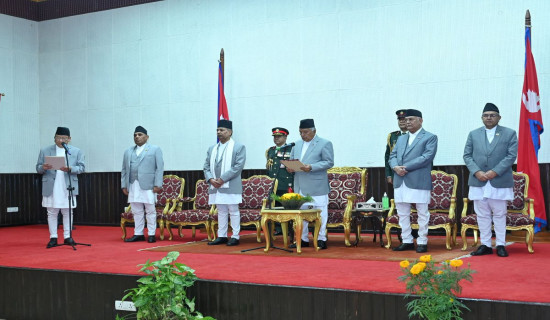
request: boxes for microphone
[280,142,295,149]
[61,142,71,155]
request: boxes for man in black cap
[389,109,438,253]
[36,127,85,248]
[122,126,164,243]
[266,127,294,235]
[287,119,334,249]
[464,103,517,257]
[385,110,408,184]
[204,120,246,246]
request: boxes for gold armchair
[460,172,535,253]
[165,179,213,241]
[326,167,367,246]
[385,170,458,250]
[121,175,184,240]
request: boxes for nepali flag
[517,25,546,232]
[217,62,229,122]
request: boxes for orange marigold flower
[399,260,410,268]
[411,262,426,273]
[410,264,423,275]
[437,270,444,275]
[419,255,432,263]
[450,260,464,267]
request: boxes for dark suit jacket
[36,145,85,196]
[463,125,518,188]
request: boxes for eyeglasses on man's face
[482,113,499,119]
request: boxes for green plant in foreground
[398,255,475,320]
[117,251,215,320]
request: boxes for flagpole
[525,9,530,28]
[220,48,224,87]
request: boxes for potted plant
[117,251,215,320]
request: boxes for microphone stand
[241,144,293,253]
[55,146,91,250]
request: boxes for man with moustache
[205,120,247,246]
[36,127,85,248]
[287,119,334,250]
[389,109,438,253]
[385,110,408,185]
[122,126,164,243]
[464,103,518,257]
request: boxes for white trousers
[299,204,328,242]
[217,204,241,239]
[131,202,157,236]
[396,202,430,245]
[474,198,507,246]
[47,208,71,239]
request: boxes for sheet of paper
[280,159,305,172]
[45,156,66,170]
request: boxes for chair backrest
[508,172,529,214]
[327,167,368,210]
[428,170,457,212]
[193,180,211,210]
[240,175,275,209]
[157,175,184,207]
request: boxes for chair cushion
[328,209,345,224]
[508,174,527,210]
[121,210,163,220]
[167,209,210,223]
[460,214,478,225]
[240,176,272,209]
[388,212,455,225]
[506,213,534,227]
[429,172,455,210]
[211,209,261,223]
[194,181,211,209]
[328,172,362,210]
[157,177,182,206]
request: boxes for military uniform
[266,127,294,194]
[385,110,407,180]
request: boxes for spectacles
[55,136,69,141]
[482,114,499,119]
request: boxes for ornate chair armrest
[461,198,471,218]
[448,196,457,219]
[387,199,396,217]
[526,197,535,219]
[124,204,132,213]
[166,199,179,215]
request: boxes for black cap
[483,103,499,113]
[396,109,407,119]
[299,119,315,129]
[55,127,70,136]
[218,119,232,130]
[406,109,422,118]
[272,127,289,136]
[134,126,147,135]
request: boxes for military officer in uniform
[385,109,408,184]
[266,127,294,235]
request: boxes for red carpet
[0,225,548,304]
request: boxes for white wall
[1,0,550,173]
[0,15,39,173]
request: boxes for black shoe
[64,237,76,246]
[124,235,145,242]
[46,238,58,248]
[393,243,415,251]
[226,238,240,246]
[496,245,508,257]
[289,240,309,248]
[317,240,328,250]
[416,244,428,253]
[147,236,156,243]
[471,244,493,256]
[208,237,228,245]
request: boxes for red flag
[217,62,229,121]
[517,26,546,232]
